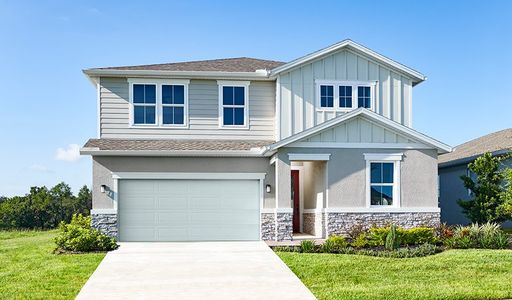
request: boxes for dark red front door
[291,170,300,233]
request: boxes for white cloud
[29,164,52,173]
[55,144,81,162]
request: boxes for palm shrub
[444,222,510,249]
[321,235,348,253]
[385,224,400,250]
[54,214,118,252]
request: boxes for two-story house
[81,40,452,242]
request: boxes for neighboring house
[438,129,512,226]
[81,39,451,242]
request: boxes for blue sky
[0,0,511,196]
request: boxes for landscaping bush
[54,214,118,253]
[299,240,316,253]
[444,223,510,249]
[321,235,348,253]
[351,233,369,248]
[365,225,437,247]
[385,224,399,251]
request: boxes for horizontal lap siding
[278,49,414,139]
[99,78,275,140]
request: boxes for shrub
[385,224,399,251]
[299,240,316,253]
[346,223,366,240]
[321,235,348,253]
[366,227,389,247]
[351,233,369,248]
[444,222,510,249]
[401,227,437,245]
[54,214,118,253]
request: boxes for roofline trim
[79,147,271,157]
[270,39,426,83]
[266,108,452,154]
[83,69,273,81]
[439,149,511,168]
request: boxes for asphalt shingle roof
[83,139,273,152]
[439,128,512,165]
[95,57,285,73]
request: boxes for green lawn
[0,230,105,299]
[278,250,512,300]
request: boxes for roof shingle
[94,57,285,73]
[439,128,512,165]
[83,139,273,152]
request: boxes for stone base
[303,212,325,237]
[327,212,441,236]
[91,213,118,239]
[276,213,293,241]
[261,213,276,241]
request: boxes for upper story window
[316,80,376,111]
[129,79,189,127]
[320,85,334,108]
[218,81,250,128]
[339,86,352,108]
[358,86,371,108]
[364,153,402,207]
[133,84,157,125]
[162,85,185,125]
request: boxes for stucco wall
[279,147,438,208]
[92,156,275,209]
[303,161,326,209]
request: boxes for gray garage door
[118,179,260,241]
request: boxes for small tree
[457,152,512,223]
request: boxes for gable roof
[270,39,426,85]
[266,108,452,154]
[439,128,512,167]
[91,57,285,73]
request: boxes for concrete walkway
[76,241,316,300]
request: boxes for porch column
[275,152,292,241]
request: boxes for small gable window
[317,81,375,111]
[320,85,334,108]
[358,86,371,108]
[133,84,157,125]
[339,85,352,108]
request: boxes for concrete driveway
[76,242,316,300]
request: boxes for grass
[0,230,105,299]
[278,249,512,300]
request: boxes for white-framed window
[316,80,376,111]
[132,84,157,125]
[217,80,250,128]
[128,79,189,127]
[364,153,402,207]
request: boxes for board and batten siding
[278,49,414,139]
[99,78,276,140]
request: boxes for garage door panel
[119,179,260,241]
[156,212,188,226]
[121,212,156,226]
[157,196,188,209]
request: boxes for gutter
[82,69,274,81]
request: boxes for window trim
[217,80,250,129]
[364,153,402,208]
[128,78,190,128]
[316,80,377,112]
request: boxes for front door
[291,170,300,233]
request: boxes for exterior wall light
[100,185,107,193]
[266,184,271,193]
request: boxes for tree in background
[458,152,512,223]
[0,182,92,229]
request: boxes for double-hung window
[364,153,402,207]
[130,79,189,127]
[133,84,157,125]
[320,85,334,108]
[162,85,185,126]
[218,81,249,128]
[317,81,375,111]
